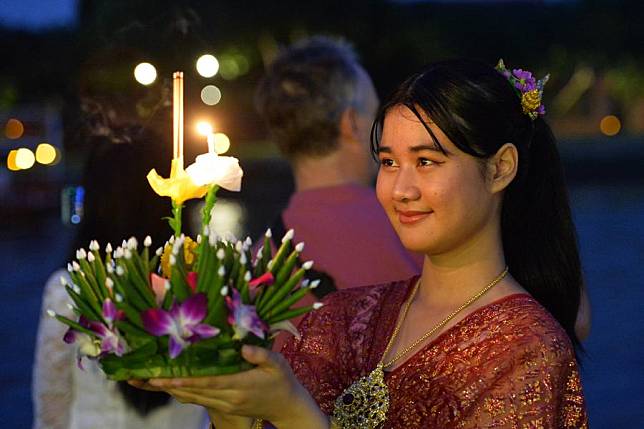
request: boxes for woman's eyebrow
[377,143,451,155]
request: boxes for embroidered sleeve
[32,270,74,429]
[459,334,588,429]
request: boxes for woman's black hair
[67,124,173,416]
[371,59,583,351]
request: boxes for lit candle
[172,71,184,167]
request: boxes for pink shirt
[271,184,422,351]
[282,184,422,290]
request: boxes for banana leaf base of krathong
[100,338,269,381]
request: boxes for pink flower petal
[141,308,175,336]
[150,273,168,306]
[102,298,117,324]
[177,293,207,326]
[186,271,198,292]
[249,272,274,289]
[192,323,220,339]
[168,335,184,359]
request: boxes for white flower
[185,152,243,191]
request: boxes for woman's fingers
[167,388,248,415]
[127,379,165,392]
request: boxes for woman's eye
[418,158,435,167]
[380,158,396,167]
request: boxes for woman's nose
[392,169,420,202]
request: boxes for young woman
[133,59,588,428]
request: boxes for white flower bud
[106,264,114,274]
[67,263,73,272]
[72,261,81,271]
[240,253,247,265]
[295,242,305,253]
[164,281,171,290]
[144,236,152,247]
[59,276,67,286]
[76,248,87,260]
[216,249,225,260]
[282,229,294,243]
[203,226,210,237]
[302,260,314,270]
[267,260,273,270]
[105,243,113,253]
[235,241,243,252]
[197,234,202,244]
[66,303,75,311]
[208,233,217,247]
[121,240,128,248]
[301,279,310,288]
[116,266,125,276]
[124,249,133,259]
[265,228,272,238]
[127,237,138,250]
[87,252,95,263]
[73,285,81,294]
[114,247,124,259]
[115,293,124,303]
[244,236,253,247]
[256,246,263,259]
[220,286,229,296]
[218,266,226,277]
[313,303,324,310]
[47,309,56,317]
[155,247,163,256]
[244,271,251,281]
[169,235,175,244]
[309,279,321,289]
[89,240,100,251]
[170,254,177,266]
[105,278,114,289]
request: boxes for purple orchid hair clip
[495,59,550,120]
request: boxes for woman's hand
[130,345,328,428]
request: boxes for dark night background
[1,1,643,427]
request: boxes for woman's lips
[396,210,432,225]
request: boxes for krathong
[49,72,319,380]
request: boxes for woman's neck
[415,230,521,309]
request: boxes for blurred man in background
[255,36,423,349]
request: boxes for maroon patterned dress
[279,277,588,428]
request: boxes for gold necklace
[331,266,509,429]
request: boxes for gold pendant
[331,363,389,428]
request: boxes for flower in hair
[496,59,549,120]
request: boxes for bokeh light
[35,143,58,164]
[15,147,35,169]
[211,132,230,154]
[233,54,249,75]
[7,150,20,171]
[5,118,24,139]
[600,115,621,136]
[196,54,219,78]
[201,85,222,106]
[134,62,157,85]
[219,56,240,80]
[196,121,214,136]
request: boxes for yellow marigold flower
[521,90,541,114]
[160,236,198,278]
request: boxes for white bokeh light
[134,62,157,85]
[196,54,219,78]
[201,85,222,106]
[196,121,214,136]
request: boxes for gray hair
[255,36,363,158]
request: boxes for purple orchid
[512,69,537,91]
[63,298,128,368]
[225,289,267,340]
[141,293,220,359]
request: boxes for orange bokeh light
[5,118,24,139]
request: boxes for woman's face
[376,105,499,256]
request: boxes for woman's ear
[488,143,518,193]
